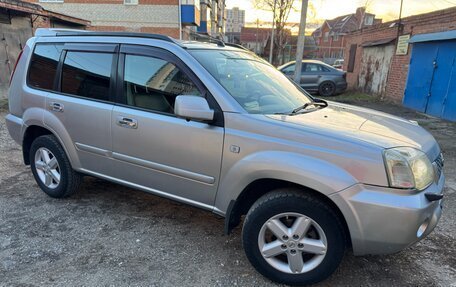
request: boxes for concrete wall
[344,7,456,102]
[0,14,34,99]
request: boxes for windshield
[189,50,312,114]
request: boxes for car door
[300,63,322,91]
[44,43,117,174]
[282,63,309,88]
[109,45,224,207]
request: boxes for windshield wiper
[291,99,328,115]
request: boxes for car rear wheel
[318,81,337,97]
[242,189,346,286]
[30,135,82,198]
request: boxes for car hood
[266,101,440,160]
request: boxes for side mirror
[175,96,214,122]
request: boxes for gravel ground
[0,99,455,286]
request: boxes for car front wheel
[242,189,346,286]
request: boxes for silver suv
[6,29,444,286]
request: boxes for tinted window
[124,54,201,114]
[61,52,113,101]
[28,43,63,90]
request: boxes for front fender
[214,151,358,214]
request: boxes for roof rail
[190,32,225,47]
[34,28,177,44]
[35,28,90,37]
[224,42,249,51]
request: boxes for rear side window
[28,43,63,90]
[304,63,323,72]
[61,52,113,101]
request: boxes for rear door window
[28,43,64,90]
[304,63,323,72]
[61,51,114,102]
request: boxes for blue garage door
[403,40,456,121]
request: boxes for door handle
[49,102,64,112]
[116,116,138,129]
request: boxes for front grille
[433,153,444,182]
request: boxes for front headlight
[383,147,434,190]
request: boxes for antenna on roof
[190,32,225,47]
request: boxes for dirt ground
[0,96,455,287]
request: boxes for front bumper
[330,173,444,255]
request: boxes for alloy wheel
[34,147,61,189]
[258,212,328,274]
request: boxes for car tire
[242,188,346,286]
[318,81,337,97]
[30,135,82,198]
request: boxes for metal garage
[403,30,456,121]
[358,39,395,96]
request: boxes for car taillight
[9,49,24,86]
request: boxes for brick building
[240,27,270,55]
[343,7,456,104]
[0,0,89,97]
[24,0,204,39]
[312,7,380,63]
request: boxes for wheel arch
[22,125,53,165]
[224,178,352,248]
[22,122,80,169]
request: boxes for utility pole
[268,0,277,64]
[395,0,404,40]
[294,0,309,83]
[256,18,260,55]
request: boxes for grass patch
[328,91,380,104]
[0,98,8,110]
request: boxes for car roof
[278,59,338,71]
[282,59,327,66]
[34,28,246,52]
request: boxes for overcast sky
[226,0,455,24]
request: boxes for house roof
[0,0,90,26]
[361,38,395,47]
[312,9,378,37]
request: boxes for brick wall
[316,24,345,59]
[344,7,456,102]
[26,0,181,36]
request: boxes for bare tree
[254,0,299,65]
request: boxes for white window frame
[124,0,139,5]
[324,32,329,42]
